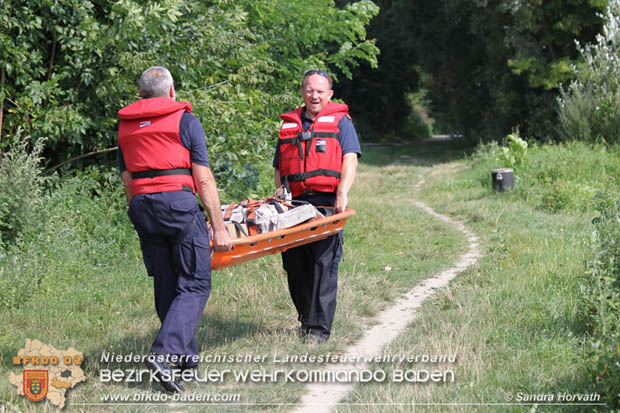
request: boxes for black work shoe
[304,332,329,345]
[144,359,185,393]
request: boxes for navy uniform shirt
[272,107,362,169]
[118,112,210,172]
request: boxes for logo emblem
[23,370,48,402]
[139,121,151,128]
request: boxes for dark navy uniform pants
[128,191,211,368]
[282,193,343,339]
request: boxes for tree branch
[5,95,20,108]
[48,31,56,80]
[46,147,118,172]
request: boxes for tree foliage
[338,0,607,141]
[557,0,620,144]
[335,0,420,138]
[0,0,379,199]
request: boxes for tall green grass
[0,156,135,311]
[473,140,620,408]
[342,139,620,411]
[470,140,620,213]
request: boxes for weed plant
[0,135,47,247]
[582,194,620,407]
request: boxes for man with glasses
[273,69,361,344]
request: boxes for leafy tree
[335,0,420,138]
[504,0,606,90]
[557,0,620,143]
[0,0,379,200]
[337,0,607,141]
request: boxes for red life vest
[278,102,347,197]
[117,97,196,196]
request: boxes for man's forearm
[334,153,357,212]
[274,169,281,188]
[337,153,357,197]
[192,163,232,252]
[193,165,226,231]
[121,171,133,204]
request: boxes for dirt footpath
[292,167,481,413]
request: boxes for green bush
[557,0,620,144]
[0,140,133,310]
[0,134,47,246]
[581,193,620,408]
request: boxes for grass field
[340,143,598,412]
[1,137,616,412]
[1,139,467,412]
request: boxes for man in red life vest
[274,69,361,344]
[117,66,232,392]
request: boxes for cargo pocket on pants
[176,232,211,279]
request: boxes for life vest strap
[283,169,341,182]
[132,168,192,179]
[279,131,339,162]
[279,131,338,145]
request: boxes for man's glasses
[304,69,329,78]
[302,69,332,88]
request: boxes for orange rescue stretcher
[210,208,355,270]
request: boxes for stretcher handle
[210,208,354,246]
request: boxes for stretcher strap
[231,221,248,238]
[268,198,284,213]
[223,202,235,221]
